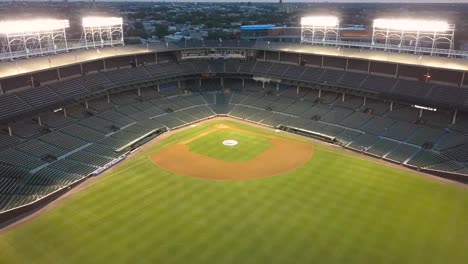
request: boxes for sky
[86,0,468,2]
[3,0,468,2]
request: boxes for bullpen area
[0,119,467,264]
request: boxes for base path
[149,124,314,180]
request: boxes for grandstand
[0,31,467,222]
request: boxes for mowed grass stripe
[0,120,467,264]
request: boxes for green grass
[0,120,467,264]
[187,129,272,162]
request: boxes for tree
[128,22,148,39]
[152,24,169,39]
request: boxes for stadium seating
[0,94,31,119]
[17,87,63,109]
[385,144,420,163]
[366,138,399,157]
[361,75,396,93]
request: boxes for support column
[452,109,458,125]
[298,54,302,65]
[107,92,110,103]
[390,101,394,112]
[155,52,158,64]
[363,96,367,106]
[57,68,61,80]
[85,100,89,109]
[262,82,265,89]
[103,59,107,72]
[276,82,280,92]
[8,125,12,136]
[242,77,245,87]
[0,82,3,95]
[461,72,465,87]
[38,116,42,126]
[31,76,35,88]
[137,87,141,96]
[345,58,349,71]
[367,61,371,74]
[342,93,345,102]
[80,63,84,75]
[177,80,181,89]
[419,108,423,118]
[321,56,324,68]
[157,82,160,92]
[395,64,399,78]
[296,86,300,94]
[318,89,322,98]
[63,108,67,117]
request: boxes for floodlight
[0,19,69,34]
[82,17,123,27]
[301,16,339,27]
[373,18,450,32]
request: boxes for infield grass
[0,120,467,264]
[188,129,272,162]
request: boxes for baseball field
[0,119,467,264]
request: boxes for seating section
[48,79,88,100]
[366,138,399,157]
[348,134,379,150]
[0,94,31,119]
[362,75,396,92]
[339,72,366,88]
[385,144,420,163]
[17,87,63,108]
[407,150,449,168]
[79,74,112,91]
[0,60,467,123]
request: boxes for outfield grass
[0,120,467,264]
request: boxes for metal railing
[2,37,468,63]
[0,39,125,61]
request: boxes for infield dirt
[149,124,314,180]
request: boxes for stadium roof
[1,43,468,79]
[276,44,468,72]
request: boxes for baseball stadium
[0,15,467,263]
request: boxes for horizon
[2,0,468,3]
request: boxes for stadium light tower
[0,19,69,61]
[371,18,455,56]
[300,16,340,46]
[81,16,124,49]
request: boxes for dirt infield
[149,124,314,180]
